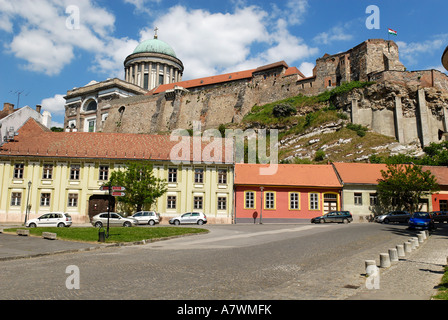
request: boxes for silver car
[132,211,160,225]
[169,212,207,225]
[91,212,138,228]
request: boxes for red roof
[0,119,233,163]
[235,163,342,188]
[332,162,388,185]
[147,61,303,95]
[422,166,448,186]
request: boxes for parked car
[311,211,353,224]
[26,212,72,228]
[431,211,448,223]
[91,212,138,228]
[132,211,160,225]
[408,212,436,230]
[375,211,410,224]
[169,212,207,225]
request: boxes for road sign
[111,192,126,197]
[100,186,126,191]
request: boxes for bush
[346,123,368,137]
[273,104,296,118]
[314,150,326,162]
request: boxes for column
[140,63,145,88]
[351,99,359,124]
[394,96,405,143]
[156,63,160,86]
[134,64,138,86]
[417,89,431,147]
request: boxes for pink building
[234,164,342,223]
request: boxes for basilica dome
[124,29,184,90]
[133,38,178,58]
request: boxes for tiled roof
[234,163,342,188]
[0,119,233,164]
[147,61,303,95]
[422,166,448,186]
[332,162,388,185]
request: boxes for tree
[377,164,439,213]
[106,162,167,214]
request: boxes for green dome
[133,38,177,58]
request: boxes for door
[38,213,51,226]
[323,194,338,214]
[89,195,115,221]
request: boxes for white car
[169,212,207,225]
[26,212,72,228]
[132,211,160,225]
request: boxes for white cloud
[299,62,315,77]
[0,0,120,76]
[142,5,317,79]
[40,94,66,115]
[314,25,353,45]
[397,35,448,66]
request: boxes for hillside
[232,81,425,164]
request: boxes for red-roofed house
[0,119,234,224]
[234,163,342,223]
[423,166,448,212]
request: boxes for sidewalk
[0,225,105,261]
[348,225,448,300]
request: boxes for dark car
[431,211,448,224]
[311,211,353,224]
[408,212,436,230]
[375,211,411,224]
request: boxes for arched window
[85,100,97,112]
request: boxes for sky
[0,0,447,128]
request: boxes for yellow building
[0,119,234,224]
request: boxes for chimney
[3,102,14,113]
[36,105,42,113]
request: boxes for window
[440,200,448,212]
[99,166,109,181]
[87,119,96,132]
[70,165,80,180]
[194,196,203,210]
[11,192,21,206]
[167,196,176,209]
[245,191,255,209]
[194,168,204,183]
[85,100,97,112]
[40,193,51,206]
[265,192,275,209]
[354,193,363,206]
[218,197,227,210]
[14,163,24,179]
[218,169,227,184]
[42,164,53,180]
[144,73,149,89]
[68,194,78,207]
[168,168,177,183]
[290,193,300,210]
[310,193,319,210]
[370,193,378,206]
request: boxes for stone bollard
[389,248,399,263]
[380,253,391,268]
[413,237,419,248]
[16,229,30,236]
[365,260,377,276]
[417,233,424,243]
[396,244,405,258]
[404,241,412,253]
[420,231,427,240]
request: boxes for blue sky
[0,0,447,128]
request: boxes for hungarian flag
[388,28,398,36]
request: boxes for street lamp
[24,180,31,225]
[260,186,264,224]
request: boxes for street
[0,222,444,301]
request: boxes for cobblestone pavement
[0,223,446,300]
